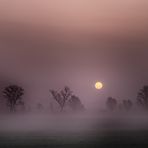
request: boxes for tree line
[3,84,147,113]
[2,85,85,113]
[106,85,148,112]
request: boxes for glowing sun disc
[95,82,103,90]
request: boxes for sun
[95,82,103,90]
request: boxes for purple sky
[0,0,148,109]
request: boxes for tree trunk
[10,104,15,113]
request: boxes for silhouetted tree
[106,97,117,111]
[3,85,24,112]
[137,85,148,109]
[122,99,133,111]
[50,86,72,112]
[68,95,85,111]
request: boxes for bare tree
[68,95,85,111]
[3,85,24,112]
[50,86,72,112]
[137,85,148,109]
[106,97,117,111]
[122,99,133,111]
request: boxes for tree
[68,95,85,111]
[122,99,133,111]
[106,97,117,111]
[3,85,24,112]
[137,85,148,109]
[50,86,72,112]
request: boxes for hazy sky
[0,0,148,109]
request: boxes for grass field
[0,114,148,148]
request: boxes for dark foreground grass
[0,130,148,148]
